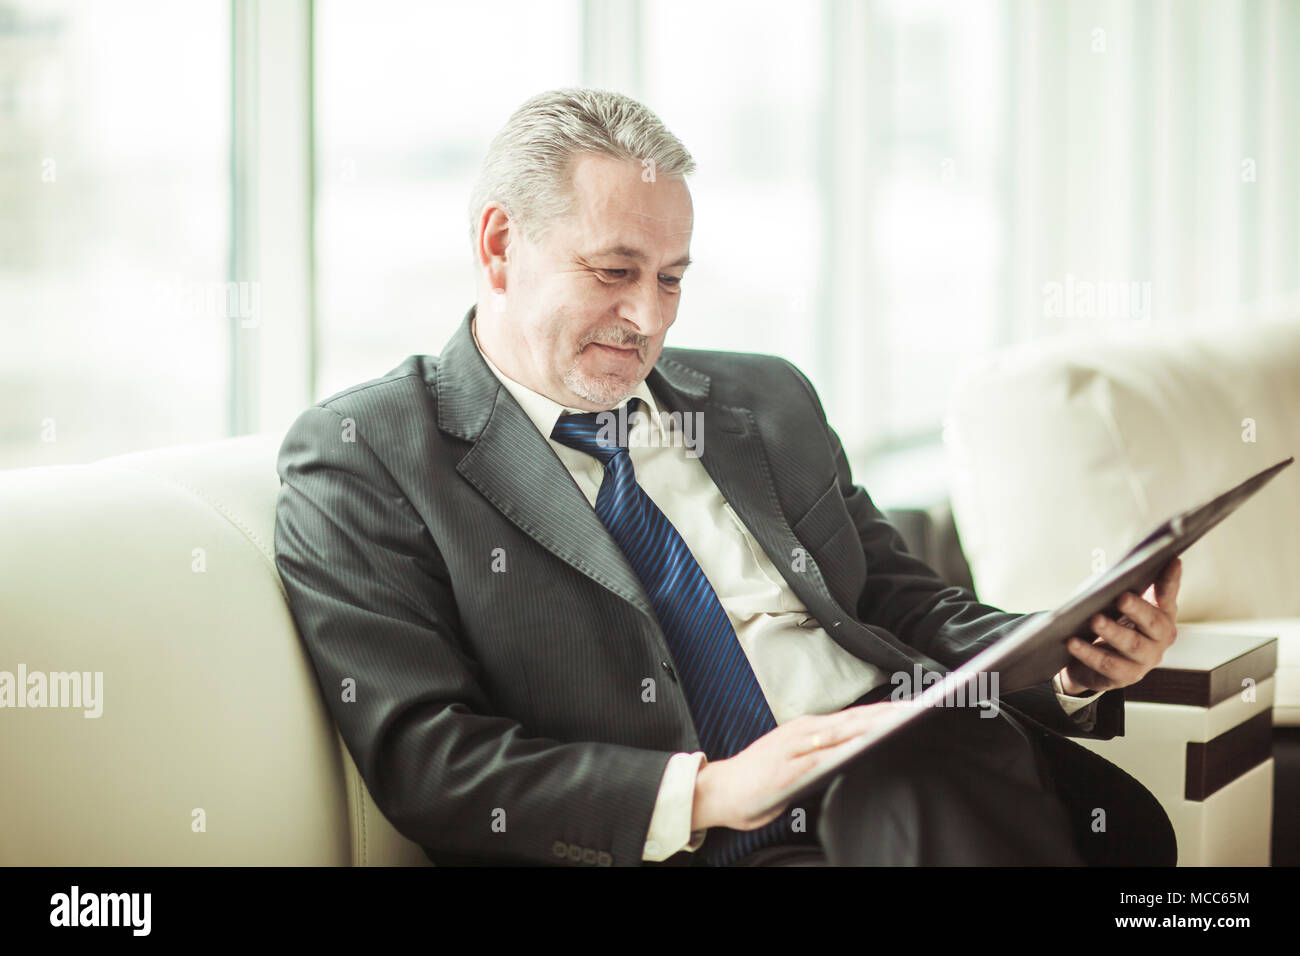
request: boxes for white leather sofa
[4,316,1292,864]
[1,422,1202,868]
[945,316,1300,864]
[0,433,428,865]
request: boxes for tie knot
[550,398,645,462]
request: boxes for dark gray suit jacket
[273,305,1123,867]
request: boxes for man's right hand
[690,702,915,832]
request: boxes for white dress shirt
[470,321,1096,861]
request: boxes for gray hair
[467,87,696,247]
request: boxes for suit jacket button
[582,848,597,864]
[661,661,677,682]
[567,844,582,861]
[552,841,569,859]
[597,851,613,867]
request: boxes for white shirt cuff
[1053,671,1098,715]
[643,751,708,861]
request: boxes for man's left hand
[1057,557,1182,696]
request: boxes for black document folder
[756,455,1294,816]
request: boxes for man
[273,88,1180,867]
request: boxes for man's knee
[1033,731,1179,867]
[815,705,1083,865]
[863,703,1040,772]
[818,706,1038,812]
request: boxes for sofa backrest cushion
[945,319,1300,622]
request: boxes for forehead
[563,152,693,250]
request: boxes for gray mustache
[584,334,649,350]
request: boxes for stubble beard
[561,359,638,408]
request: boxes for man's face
[492,152,693,410]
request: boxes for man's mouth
[588,342,639,357]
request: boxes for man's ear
[477,203,513,291]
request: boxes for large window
[3,0,1292,489]
[638,0,1006,459]
[640,0,827,384]
[0,0,229,468]
[866,0,1007,443]
[313,0,583,400]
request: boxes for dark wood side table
[1078,627,1278,866]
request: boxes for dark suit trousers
[702,686,1176,867]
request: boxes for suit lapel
[437,308,655,619]
[651,362,928,674]
[648,358,844,621]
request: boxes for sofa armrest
[883,501,976,595]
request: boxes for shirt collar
[471,314,665,442]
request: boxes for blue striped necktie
[551,398,801,865]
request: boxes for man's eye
[595,268,681,290]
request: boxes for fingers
[1114,591,1174,646]
[1088,589,1175,653]
[789,705,893,756]
[1154,557,1182,619]
[1071,567,1182,691]
[1065,637,1140,690]
[1091,612,1143,658]
[1062,658,1113,694]
[1066,632,1149,691]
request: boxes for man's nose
[619,274,670,338]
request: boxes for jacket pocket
[792,479,851,552]
[791,479,865,611]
